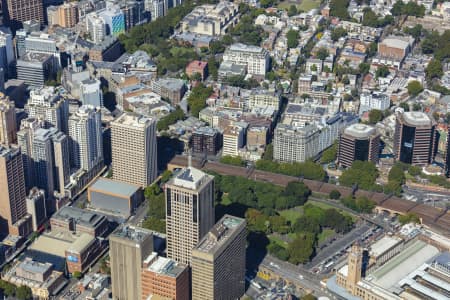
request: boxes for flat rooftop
[89,178,140,197]
[195,215,245,254]
[400,111,433,127]
[145,252,187,278]
[367,240,439,290]
[113,112,155,128]
[170,167,211,190]
[29,231,95,257]
[111,225,152,243]
[51,206,107,229]
[369,235,403,258]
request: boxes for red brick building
[186,60,208,81]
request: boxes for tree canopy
[187,84,213,117]
[340,161,379,190]
[407,80,424,96]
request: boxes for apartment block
[0,95,16,146]
[222,43,270,76]
[111,113,157,187]
[191,126,222,155]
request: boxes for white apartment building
[80,79,103,107]
[248,90,280,110]
[180,2,239,36]
[222,43,270,76]
[111,113,157,187]
[86,13,106,43]
[25,86,69,134]
[274,123,320,163]
[359,91,390,115]
[68,105,103,172]
[222,125,245,157]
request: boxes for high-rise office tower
[86,13,106,43]
[141,252,190,300]
[394,111,437,166]
[17,124,69,212]
[51,130,70,195]
[79,79,103,107]
[165,167,214,265]
[337,124,380,168]
[25,86,69,134]
[6,0,44,27]
[109,225,153,300]
[15,29,27,59]
[0,94,16,146]
[111,113,157,187]
[99,6,125,37]
[192,215,246,300]
[0,29,14,79]
[32,128,55,199]
[0,145,29,235]
[68,105,103,172]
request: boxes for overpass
[168,155,450,236]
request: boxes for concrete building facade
[165,167,215,265]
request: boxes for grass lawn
[279,206,304,224]
[318,228,336,243]
[308,200,358,221]
[278,0,321,12]
[269,235,289,249]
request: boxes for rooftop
[146,252,187,278]
[111,225,153,243]
[228,43,266,54]
[170,167,212,190]
[400,111,433,127]
[369,235,403,258]
[113,113,155,128]
[195,215,245,254]
[89,178,140,197]
[51,206,107,229]
[29,231,95,257]
[344,123,377,139]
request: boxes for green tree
[187,84,213,117]
[375,65,390,78]
[288,4,298,16]
[329,0,350,19]
[220,155,246,166]
[321,142,337,163]
[302,294,317,300]
[331,27,347,41]
[369,109,383,124]
[157,106,185,131]
[72,271,82,279]
[208,56,219,81]
[367,41,378,57]
[407,80,424,96]
[426,59,443,80]
[288,233,315,264]
[340,161,379,190]
[287,29,299,49]
[329,190,341,200]
[316,47,329,60]
[358,63,370,75]
[399,212,420,225]
[362,8,379,27]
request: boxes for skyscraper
[0,145,30,236]
[57,2,79,28]
[17,124,70,212]
[111,113,157,187]
[109,225,153,300]
[0,29,15,79]
[25,86,69,134]
[79,79,103,107]
[0,94,16,146]
[445,129,450,178]
[25,187,46,231]
[68,105,103,172]
[337,124,380,168]
[393,111,437,166]
[6,0,44,28]
[165,167,214,265]
[191,215,246,300]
